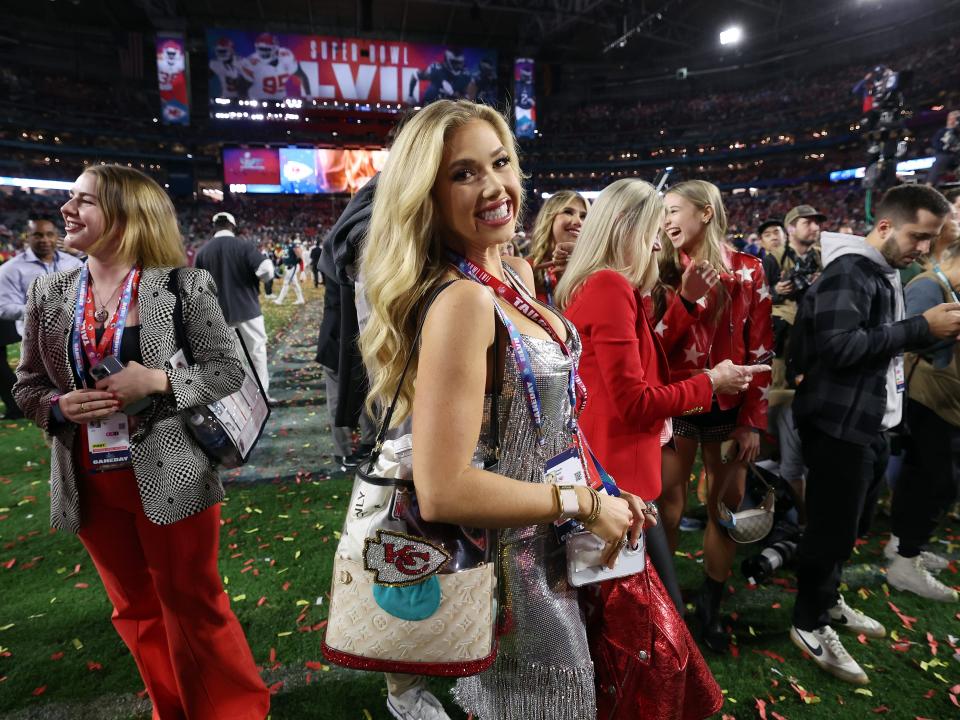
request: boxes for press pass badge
[87,413,132,469]
[894,355,906,393]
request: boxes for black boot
[695,577,730,654]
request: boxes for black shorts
[672,401,739,443]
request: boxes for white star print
[736,266,755,283]
[696,296,708,308]
[757,283,771,302]
[758,384,771,402]
[655,320,668,336]
[751,344,770,359]
[684,344,704,365]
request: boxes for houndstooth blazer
[14,265,246,533]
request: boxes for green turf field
[1,287,958,719]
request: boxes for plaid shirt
[790,253,934,445]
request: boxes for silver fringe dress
[452,323,596,720]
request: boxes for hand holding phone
[92,359,158,415]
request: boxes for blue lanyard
[71,264,136,388]
[449,253,583,443]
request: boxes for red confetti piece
[888,601,918,630]
[923,689,936,699]
[257,596,267,607]
[268,681,283,694]
[857,633,868,645]
[269,647,276,663]
[730,644,740,658]
[2,558,14,569]
[86,661,102,671]
[771,603,781,609]
[74,582,89,589]
[926,632,938,656]
[50,652,64,660]
[770,712,788,720]
[31,685,46,696]
[282,581,291,591]
[753,649,786,663]
[872,706,890,714]
[755,697,768,719]
[137,688,149,699]
[305,660,326,670]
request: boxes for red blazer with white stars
[659,247,773,431]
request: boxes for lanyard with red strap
[448,252,587,439]
[71,264,140,387]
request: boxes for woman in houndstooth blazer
[14,165,269,719]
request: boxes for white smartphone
[565,531,646,587]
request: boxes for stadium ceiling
[7,0,957,67]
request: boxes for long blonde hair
[529,190,588,267]
[653,179,729,322]
[82,165,186,268]
[360,100,524,424]
[554,179,662,309]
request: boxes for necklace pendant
[94,308,109,323]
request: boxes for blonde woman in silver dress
[360,100,650,719]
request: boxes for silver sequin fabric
[452,323,596,720]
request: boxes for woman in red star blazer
[653,180,773,655]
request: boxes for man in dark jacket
[788,185,960,685]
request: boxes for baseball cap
[212,211,237,226]
[784,205,827,226]
[757,218,784,235]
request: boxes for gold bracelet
[585,487,602,526]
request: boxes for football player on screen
[239,33,312,100]
[407,48,477,104]
[156,40,185,93]
[209,37,249,99]
[473,57,498,105]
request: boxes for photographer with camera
[927,110,960,188]
[762,206,824,390]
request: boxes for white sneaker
[790,625,869,685]
[387,686,452,720]
[884,534,950,572]
[887,554,959,602]
[294,299,305,305]
[828,594,886,638]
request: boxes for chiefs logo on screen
[363,530,450,586]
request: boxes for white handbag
[322,282,502,676]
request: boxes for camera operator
[763,206,824,389]
[927,110,960,188]
[788,185,960,685]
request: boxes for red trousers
[77,467,269,720]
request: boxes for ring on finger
[80,402,87,413]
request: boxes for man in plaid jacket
[787,185,960,685]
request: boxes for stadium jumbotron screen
[207,30,496,121]
[223,146,388,194]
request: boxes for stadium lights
[719,26,743,46]
[0,176,73,190]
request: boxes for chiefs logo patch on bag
[363,530,451,586]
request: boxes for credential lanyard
[449,253,586,441]
[71,264,139,389]
[933,265,960,304]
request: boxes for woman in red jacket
[557,178,762,720]
[557,178,765,608]
[653,180,773,654]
